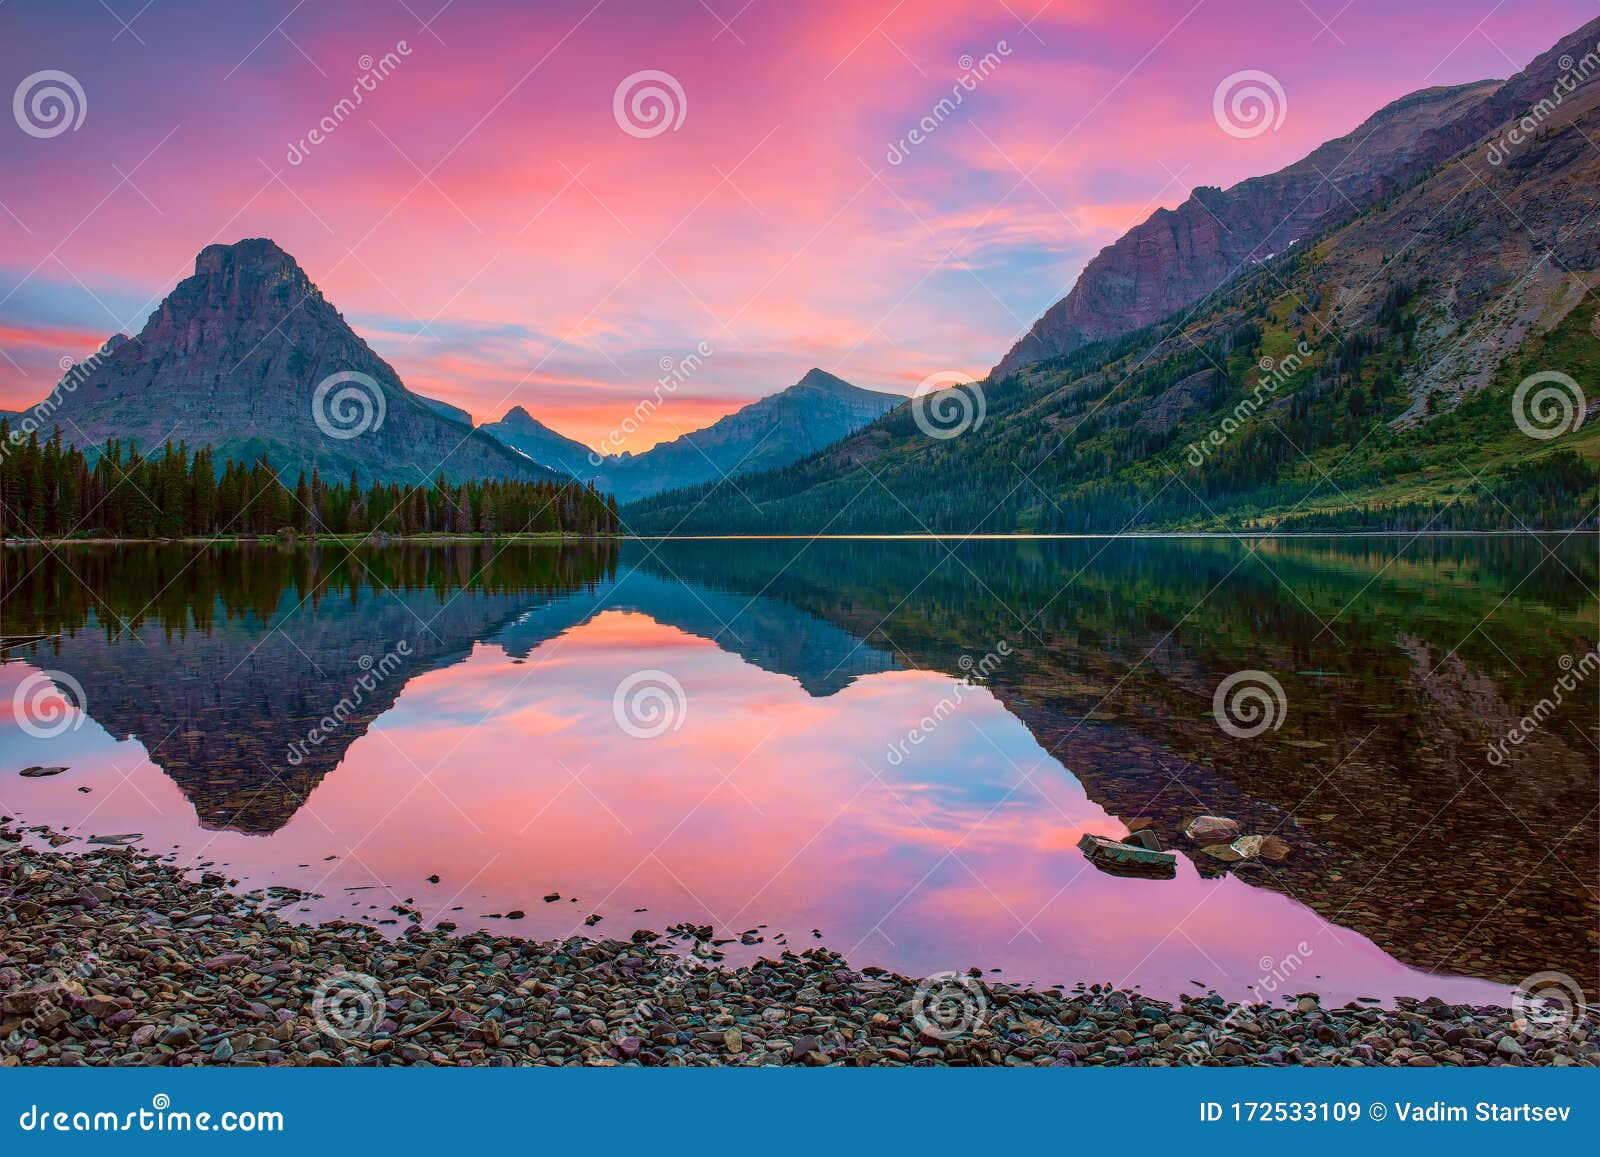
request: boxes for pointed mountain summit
[591,367,901,504]
[29,238,557,486]
[478,404,597,476]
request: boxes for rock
[17,766,68,778]
[505,910,525,920]
[1124,829,1163,852]
[1184,816,1240,843]
[1257,836,1291,862]
[77,995,123,1018]
[543,893,560,903]
[1497,1036,1527,1057]
[159,1023,197,1047]
[3,984,75,1015]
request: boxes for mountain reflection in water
[1,536,1593,1004]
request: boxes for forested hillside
[628,22,1600,535]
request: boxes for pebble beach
[2,822,1594,1068]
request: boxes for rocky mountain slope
[18,239,558,487]
[631,17,1600,534]
[993,18,1600,379]
[993,79,1501,376]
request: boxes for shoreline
[2,823,1592,1068]
[1,528,1595,547]
[0,533,618,547]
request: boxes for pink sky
[0,0,1593,450]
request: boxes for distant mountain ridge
[478,405,597,477]
[4,234,900,501]
[590,368,900,504]
[480,367,902,505]
[15,239,558,487]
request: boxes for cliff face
[32,239,556,486]
[992,80,1503,377]
[996,17,1600,380]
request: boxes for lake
[2,535,1595,1007]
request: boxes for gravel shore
[2,823,1593,1067]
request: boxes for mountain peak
[586,367,900,504]
[24,239,555,486]
[479,405,594,475]
[793,367,854,393]
[193,237,305,281]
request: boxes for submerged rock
[1184,815,1239,843]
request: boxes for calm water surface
[2,536,1594,1006]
